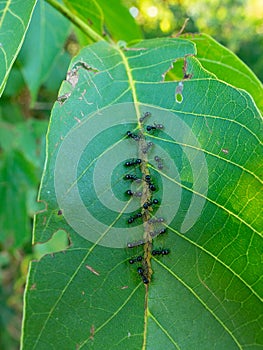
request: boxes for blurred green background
[0,0,262,348]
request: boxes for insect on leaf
[22,38,263,349]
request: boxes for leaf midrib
[117,45,150,350]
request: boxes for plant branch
[45,0,105,43]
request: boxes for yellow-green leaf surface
[186,33,263,115]
[0,0,37,96]
[22,38,263,349]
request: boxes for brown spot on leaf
[89,325,95,340]
[74,117,81,123]
[30,283,36,290]
[42,216,47,225]
[85,265,100,276]
[87,18,93,26]
[57,92,71,105]
[121,285,129,290]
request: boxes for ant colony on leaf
[124,110,170,285]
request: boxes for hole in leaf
[176,93,183,103]
[175,81,184,103]
[164,58,184,81]
[33,230,70,260]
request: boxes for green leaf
[18,0,71,104]
[63,0,142,43]
[22,38,263,349]
[96,0,143,42]
[0,119,47,247]
[0,0,36,96]
[42,49,72,95]
[186,33,263,115]
[2,62,25,98]
[63,0,103,36]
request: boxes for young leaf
[22,38,263,349]
[0,0,36,96]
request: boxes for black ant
[142,275,149,284]
[127,240,144,248]
[144,175,156,191]
[149,183,156,191]
[149,228,167,238]
[127,212,142,224]
[125,190,142,197]
[125,159,142,167]
[148,217,165,224]
[126,131,140,141]
[144,175,151,182]
[142,141,154,154]
[146,123,164,132]
[143,199,159,209]
[152,248,170,256]
[137,267,149,284]
[129,256,143,264]
[139,111,151,123]
[124,174,138,180]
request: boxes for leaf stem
[45,0,105,43]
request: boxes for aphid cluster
[124,111,170,285]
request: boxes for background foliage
[0,0,262,348]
